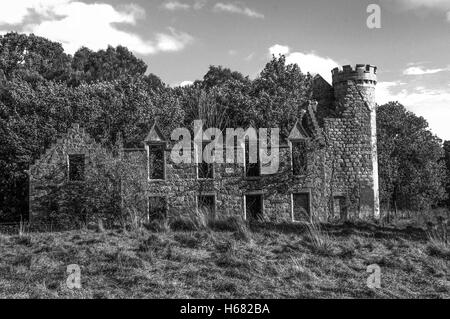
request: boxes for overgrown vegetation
[377,102,448,213]
[0,220,448,298]
[0,32,314,222]
[2,33,448,222]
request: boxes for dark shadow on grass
[247,220,428,242]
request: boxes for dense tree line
[0,32,311,221]
[376,102,448,212]
[444,141,450,209]
[0,32,448,221]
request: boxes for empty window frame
[68,154,85,181]
[148,196,167,221]
[197,194,216,217]
[333,196,348,219]
[291,140,307,176]
[148,144,165,180]
[292,192,311,222]
[245,141,260,177]
[245,194,263,221]
[198,142,214,179]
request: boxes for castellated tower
[325,64,380,219]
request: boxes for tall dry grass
[168,206,252,241]
[426,215,449,259]
[304,216,335,256]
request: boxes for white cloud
[268,44,340,84]
[403,66,448,75]
[382,0,450,22]
[384,0,450,10]
[162,1,191,11]
[161,0,207,11]
[213,3,264,19]
[155,28,193,52]
[376,81,406,105]
[0,1,193,55]
[244,52,254,61]
[377,82,450,140]
[193,0,207,10]
[179,80,194,87]
[0,0,70,25]
[269,44,290,56]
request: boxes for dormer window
[68,154,85,181]
[288,117,310,176]
[292,140,307,176]
[148,144,165,180]
[245,141,260,177]
[144,121,167,181]
[197,141,214,179]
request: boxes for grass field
[0,221,449,299]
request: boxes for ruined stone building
[29,64,380,224]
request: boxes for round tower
[330,64,380,220]
[332,64,377,106]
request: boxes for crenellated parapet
[332,64,377,86]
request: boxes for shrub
[214,238,236,254]
[213,281,237,293]
[143,219,170,232]
[138,233,162,252]
[233,218,251,242]
[304,218,335,256]
[174,233,200,248]
[108,249,144,269]
[169,207,215,231]
[208,215,251,242]
[170,216,198,232]
[14,235,32,246]
[208,216,239,232]
[426,231,450,260]
[215,253,249,269]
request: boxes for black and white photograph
[0,0,449,304]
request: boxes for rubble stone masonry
[29,64,380,224]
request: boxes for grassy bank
[0,221,448,299]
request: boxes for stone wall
[131,143,329,223]
[324,64,379,219]
[29,124,111,224]
[29,64,380,225]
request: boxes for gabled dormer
[288,109,311,177]
[144,120,167,145]
[288,114,310,141]
[144,120,167,180]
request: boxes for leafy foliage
[443,141,450,208]
[376,102,447,211]
[0,32,447,221]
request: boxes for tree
[71,45,147,84]
[0,32,72,83]
[376,102,447,212]
[444,141,450,208]
[143,73,165,92]
[251,55,313,139]
[199,65,249,90]
[0,79,81,221]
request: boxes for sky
[0,0,449,140]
